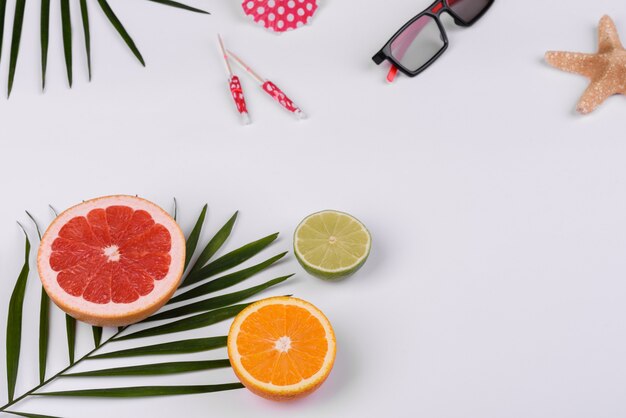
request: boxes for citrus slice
[37,195,185,327]
[294,210,371,280]
[228,296,336,401]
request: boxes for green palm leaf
[0,201,291,412]
[97,0,145,66]
[170,252,287,304]
[172,197,178,221]
[65,315,76,364]
[146,0,209,14]
[7,0,26,97]
[92,327,102,347]
[38,383,244,397]
[24,212,51,385]
[38,291,50,383]
[182,233,279,288]
[185,204,208,269]
[146,275,292,322]
[79,0,92,80]
[0,0,7,65]
[40,0,50,89]
[115,303,250,341]
[88,336,227,359]
[5,411,63,418]
[48,205,59,217]
[186,211,238,278]
[24,212,42,239]
[5,0,210,94]
[63,359,230,377]
[60,0,72,86]
[6,226,30,402]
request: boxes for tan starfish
[545,15,626,114]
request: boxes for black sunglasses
[372,0,494,79]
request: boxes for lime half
[294,210,371,280]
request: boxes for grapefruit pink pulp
[37,195,185,327]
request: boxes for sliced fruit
[228,296,336,401]
[37,195,185,327]
[294,210,371,280]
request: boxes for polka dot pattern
[242,0,318,33]
[229,75,248,114]
[262,81,298,112]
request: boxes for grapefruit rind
[37,195,186,327]
[227,296,336,401]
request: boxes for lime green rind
[293,210,372,281]
[294,246,370,280]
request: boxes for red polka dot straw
[217,35,307,122]
[241,0,318,33]
[226,49,307,119]
[218,35,251,125]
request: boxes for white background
[1,0,626,417]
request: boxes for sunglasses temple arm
[386,66,398,83]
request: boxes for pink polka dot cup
[241,0,318,33]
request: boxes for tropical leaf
[97,0,145,66]
[146,275,292,322]
[63,359,230,377]
[3,0,210,95]
[24,212,43,239]
[79,0,92,79]
[6,227,30,402]
[185,204,208,270]
[5,411,63,418]
[182,233,279,288]
[92,327,102,348]
[185,211,238,278]
[38,383,244,397]
[38,292,50,384]
[0,0,6,65]
[65,315,76,365]
[25,212,50,384]
[170,252,287,304]
[88,336,227,359]
[48,205,59,218]
[146,0,209,14]
[40,0,50,89]
[7,0,26,97]
[115,303,251,341]
[0,201,291,413]
[60,0,72,86]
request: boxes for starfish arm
[545,51,601,78]
[576,78,620,114]
[598,15,624,53]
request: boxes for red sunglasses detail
[377,0,493,83]
[430,2,444,13]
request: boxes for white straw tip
[241,112,252,125]
[295,109,307,120]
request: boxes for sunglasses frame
[372,0,494,77]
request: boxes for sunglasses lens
[390,15,444,72]
[447,0,491,23]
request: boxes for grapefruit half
[37,195,185,327]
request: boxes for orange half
[227,297,336,401]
